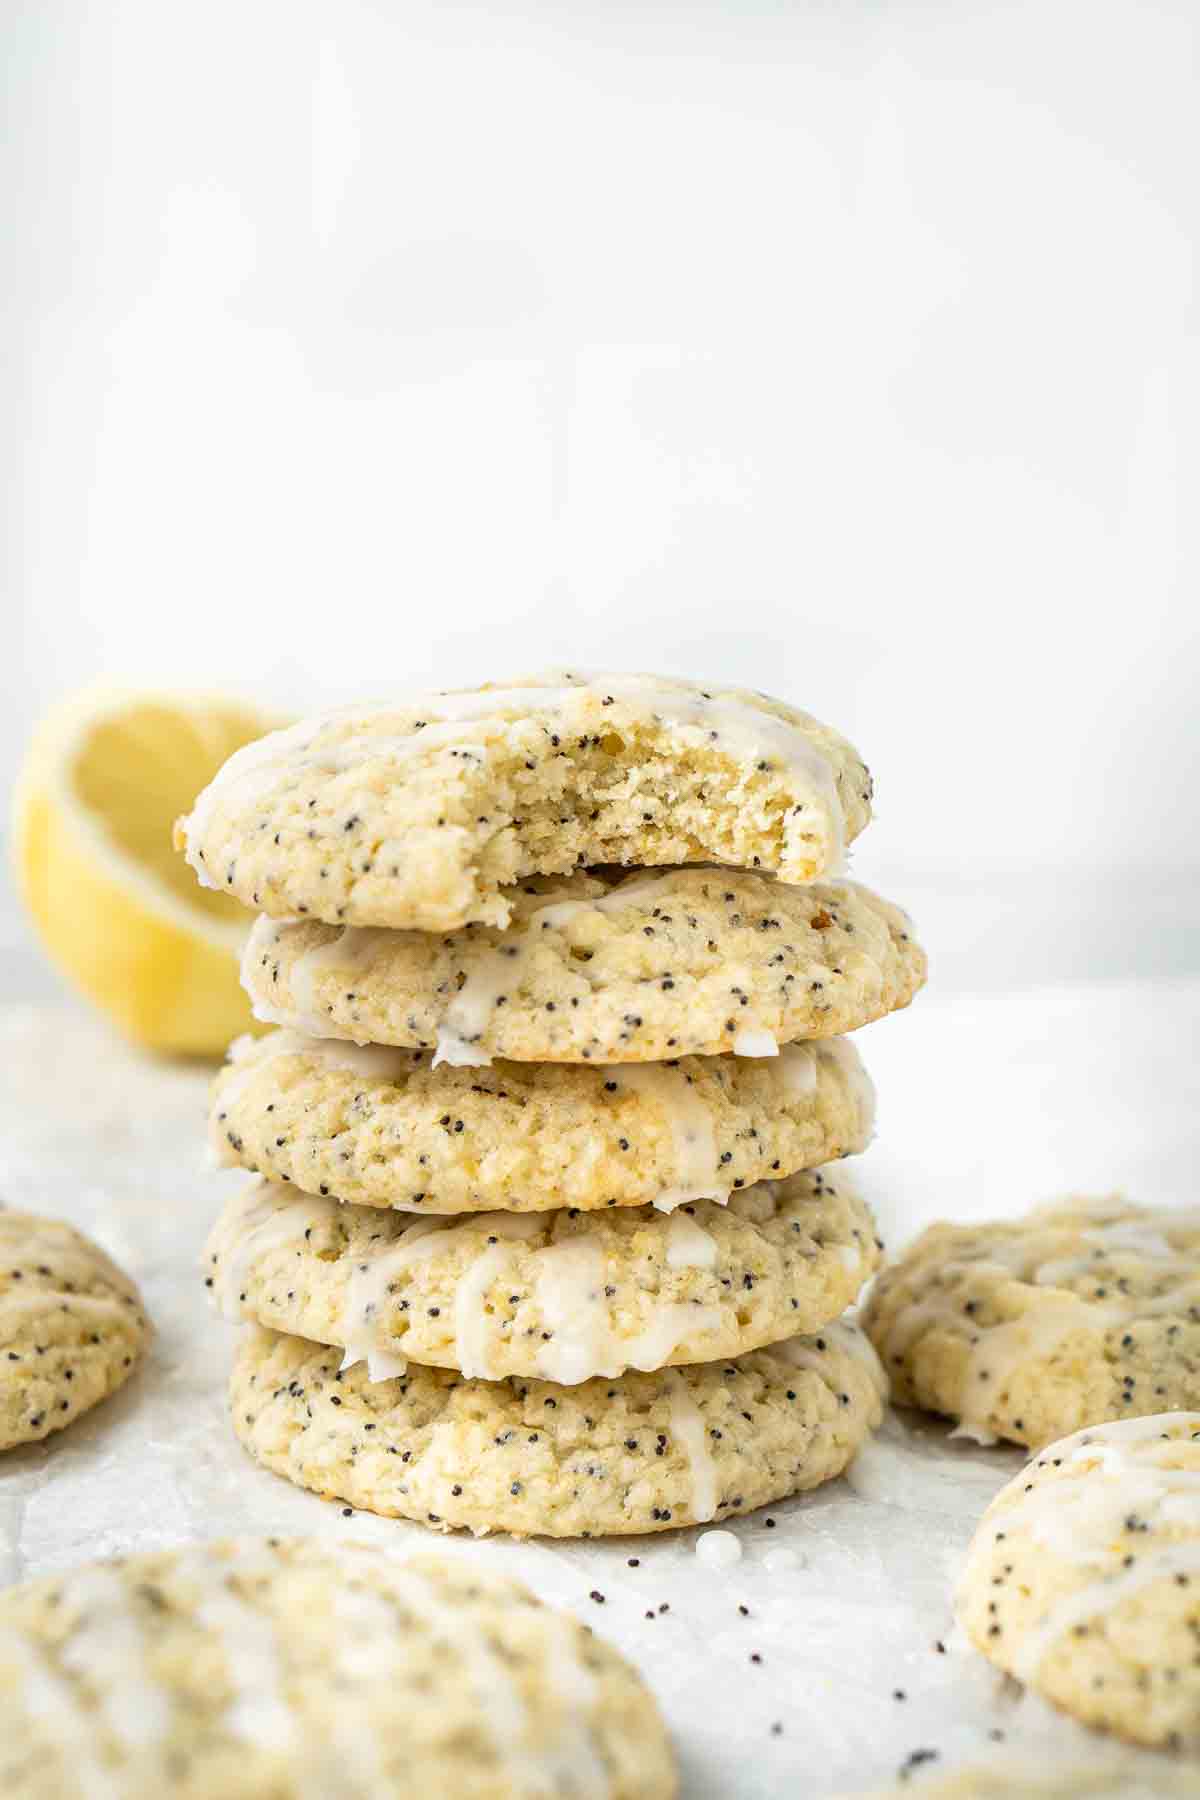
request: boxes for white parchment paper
[1,976,1197,1796]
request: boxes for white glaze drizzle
[531,1239,614,1385]
[316,1582,393,1792]
[341,1212,544,1383]
[988,1414,1200,1566]
[0,1627,118,1798]
[695,1529,742,1568]
[219,1030,412,1114]
[623,1303,723,1372]
[777,1320,888,1401]
[612,1063,725,1213]
[967,1415,1200,1683]
[338,1217,447,1381]
[381,1566,527,1750]
[56,1567,171,1756]
[336,1199,726,1385]
[431,872,685,1068]
[185,675,844,893]
[390,1564,609,1798]
[320,1549,607,1797]
[816,1036,877,1139]
[210,1182,331,1321]
[1013,1541,1200,1683]
[290,928,387,1016]
[665,1369,719,1522]
[665,1211,719,1270]
[776,1041,819,1097]
[178,1552,297,1754]
[452,1238,527,1381]
[431,931,538,1070]
[884,1206,1200,1438]
[239,919,326,1037]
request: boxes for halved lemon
[12,688,283,1055]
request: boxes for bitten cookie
[175,672,872,931]
[957,1414,1200,1750]
[241,870,923,1067]
[0,1539,676,1798]
[204,1167,881,1383]
[231,1319,887,1538]
[210,1030,875,1215]
[0,1211,149,1450]
[862,1198,1200,1449]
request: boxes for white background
[1,11,1199,1792]
[3,0,1198,989]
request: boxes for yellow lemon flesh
[12,690,280,1056]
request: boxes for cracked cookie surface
[205,1167,881,1382]
[210,1029,875,1215]
[230,1320,886,1538]
[241,869,923,1065]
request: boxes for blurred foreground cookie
[230,1320,886,1538]
[210,1029,874,1214]
[175,672,872,931]
[957,1413,1200,1749]
[0,1539,676,1798]
[862,1198,1200,1448]
[242,870,924,1065]
[846,1748,1197,1796]
[0,1211,148,1450]
[205,1168,881,1382]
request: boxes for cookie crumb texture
[863,1198,1200,1449]
[242,870,923,1064]
[958,1413,1200,1750]
[176,673,872,931]
[0,1539,676,1798]
[229,1320,886,1538]
[205,1167,881,1382]
[210,1030,875,1214]
[0,1212,149,1451]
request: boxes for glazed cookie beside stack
[863,1197,1200,1448]
[842,1751,1200,1797]
[0,1539,676,1797]
[180,672,924,1537]
[957,1413,1200,1749]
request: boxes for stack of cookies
[178,673,925,1538]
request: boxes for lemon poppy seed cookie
[957,1414,1200,1749]
[175,672,871,931]
[205,1168,881,1384]
[0,1539,676,1799]
[242,870,924,1065]
[231,1320,886,1538]
[0,1212,149,1450]
[210,1029,875,1215]
[862,1198,1200,1449]
[848,1751,1200,1797]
